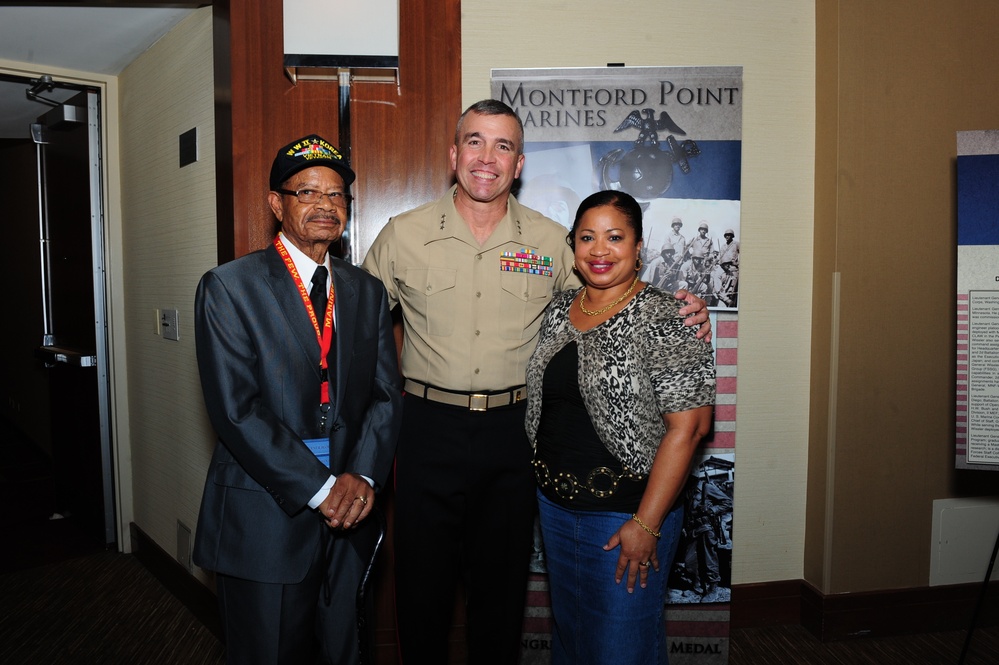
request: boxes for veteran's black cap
[269,134,356,190]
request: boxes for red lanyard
[273,235,335,405]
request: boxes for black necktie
[310,265,328,322]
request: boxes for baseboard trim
[732,578,999,641]
[730,579,804,628]
[129,523,222,640]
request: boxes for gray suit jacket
[192,243,402,584]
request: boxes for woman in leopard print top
[525,190,715,665]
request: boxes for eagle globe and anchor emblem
[600,108,701,198]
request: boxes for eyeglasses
[275,188,353,207]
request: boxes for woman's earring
[636,257,643,272]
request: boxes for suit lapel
[329,260,356,420]
[264,244,324,381]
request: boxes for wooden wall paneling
[349,0,463,262]
[811,0,999,595]
[225,0,462,262]
[228,0,343,257]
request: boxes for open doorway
[0,74,115,569]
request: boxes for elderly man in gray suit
[192,134,402,665]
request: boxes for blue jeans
[537,490,684,665]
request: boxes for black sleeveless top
[534,341,647,511]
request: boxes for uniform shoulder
[387,195,443,225]
[368,197,442,252]
[514,198,569,234]
[333,257,382,286]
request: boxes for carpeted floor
[0,551,224,664]
[2,548,997,665]
[0,419,223,664]
[3,420,998,664]
[729,621,999,665]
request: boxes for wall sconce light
[282,0,400,264]
[283,0,399,84]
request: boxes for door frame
[1,59,133,551]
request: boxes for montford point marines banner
[956,130,999,471]
[495,66,742,312]
[493,66,741,664]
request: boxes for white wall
[463,0,816,585]
[118,7,217,581]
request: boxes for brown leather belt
[404,379,526,412]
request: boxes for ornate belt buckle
[554,472,580,501]
[469,393,488,411]
[586,466,620,498]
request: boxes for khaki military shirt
[362,186,579,392]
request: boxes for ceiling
[0,6,195,139]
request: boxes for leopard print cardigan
[525,286,715,475]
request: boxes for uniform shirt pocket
[402,268,458,336]
[498,271,552,340]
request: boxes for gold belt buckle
[469,393,489,411]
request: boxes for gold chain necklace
[579,275,639,316]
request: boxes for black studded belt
[533,458,646,502]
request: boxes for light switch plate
[161,308,180,341]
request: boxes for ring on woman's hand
[640,560,651,567]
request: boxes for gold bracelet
[632,513,661,539]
